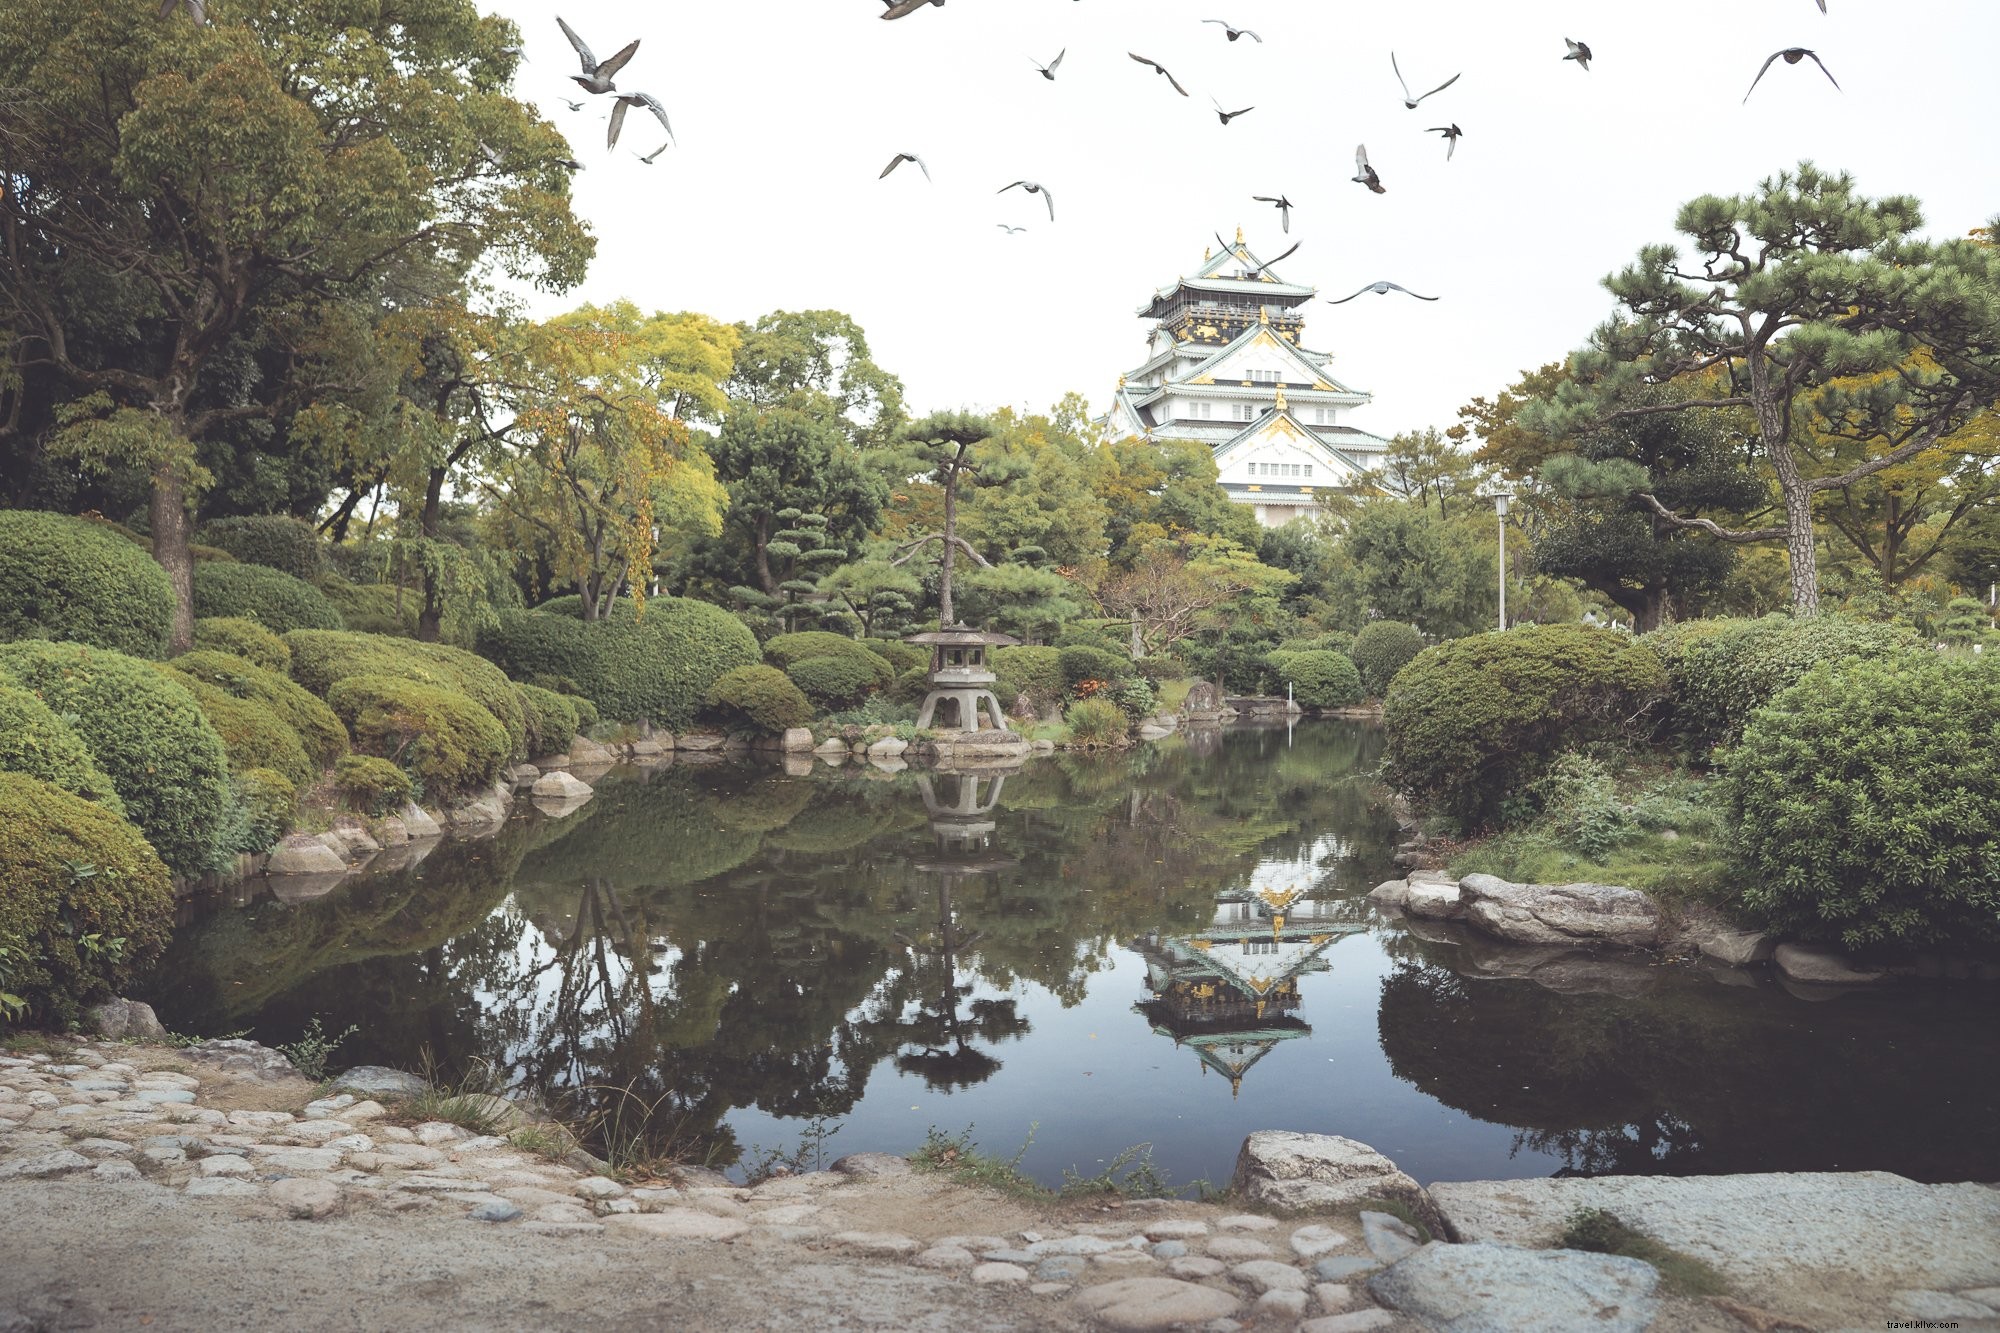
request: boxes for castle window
[1304,464,1313,479]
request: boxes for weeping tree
[1528,164,2000,614]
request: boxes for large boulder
[1774,942,1888,985]
[398,802,443,840]
[1458,874,1662,949]
[531,770,594,801]
[1403,875,1465,921]
[331,1065,428,1099]
[1230,1132,1437,1227]
[1368,1242,1660,1333]
[1697,927,1777,966]
[1068,1277,1242,1330]
[266,833,347,875]
[88,997,165,1040]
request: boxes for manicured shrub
[316,575,418,637]
[1382,624,1667,828]
[764,631,891,676]
[1058,644,1132,693]
[703,664,814,734]
[1064,697,1130,747]
[228,767,297,856]
[1055,623,1126,655]
[518,684,581,757]
[479,597,760,730]
[0,509,175,658]
[994,645,1063,712]
[0,773,174,1025]
[1351,621,1425,697]
[1729,653,2000,948]
[1278,631,1356,658]
[196,515,326,581]
[287,630,526,756]
[325,674,510,797]
[192,616,292,673]
[786,654,881,710]
[1664,614,1923,751]
[193,562,344,634]
[164,650,347,771]
[0,683,124,811]
[562,693,599,733]
[866,639,928,674]
[1280,650,1365,710]
[0,641,231,878]
[156,665,316,790]
[333,754,416,815]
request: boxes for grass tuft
[910,1124,1048,1200]
[1559,1206,1729,1297]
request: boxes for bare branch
[1635,492,1787,543]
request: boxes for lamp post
[1494,493,1511,631]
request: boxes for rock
[1697,927,1776,966]
[1071,1277,1242,1331]
[1149,1242,1188,1261]
[568,736,616,765]
[1359,1212,1421,1264]
[1206,1237,1275,1261]
[86,998,166,1041]
[1145,1220,1211,1240]
[446,790,509,829]
[1216,1214,1278,1232]
[375,816,411,847]
[1031,738,1055,753]
[92,1159,142,1182]
[829,1152,910,1177]
[1300,1312,1393,1333]
[1230,1132,1436,1225]
[777,728,814,753]
[1030,1283,1072,1297]
[829,1231,920,1256]
[1230,1260,1309,1293]
[186,1177,261,1198]
[627,739,666,758]
[398,802,443,839]
[1458,874,1662,948]
[1774,942,1888,985]
[1403,878,1465,920]
[1289,1225,1348,1259]
[326,818,382,858]
[184,1039,298,1082]
[1369,1242,1659,1333]
[1253,1290,1310,1321]
[531,770,594,801]
[331,1066,428,1099]
[1892,1290,1999,1320]
[1167,1257,1227,1280]
[266,833,348,875]
[973,1263,1030,1285]
[0,1150,91,1180]
[674,732,726,753]
[198,1155,254,1177]
[1367,879,1412,909]
[269,1178,343,1219]
[571,1176,624,1200]
[912,1246,976,1269]
[1027,1236,1119,1257]
[1312,1284,1351,1314]
[866,737,908,758]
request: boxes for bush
[227,767,297,856]
[1351,621,1425,697]
[193,562,344,634]
[764,631,892,678]
[1278,631,1356,657]
[156,665,316,790]
[994,645,1062,712]
[163,650,347,771]
[0,773,174,1025]
[1058,645,1132,693]
[325,674,510,797]
[1382,624,1667,829]
[1662,613,1922,752]
[1728,654,2000,948]
[316,575,417,637]
[333,754,416,815]
[517,684,581,757]
[192,616,292,673]
[0,509,175,658]
[1055,623,1127,655]
[1110,676,1158,719]
[866,639,928,673]
[196,515,326,581]
[0,683,124,811]
[0,641,231,878]
[786,654,882,710]
[1064,697,1130,748]
[1280,650,1365,710]
[703,665,814,734]
[287,630,525,757]
[479,597,760,730]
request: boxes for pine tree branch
[1634,492,1787,542]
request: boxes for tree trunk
[754,514,776,595]
[416,466,447,643]
[1752,353,1820,615]
[938,472,958,627]
[151,459,196,654]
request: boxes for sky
[483,0,1999,441]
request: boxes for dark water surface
[139,723,2000,1188]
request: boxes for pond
[139,723,2000,1190]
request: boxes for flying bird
[635,144,670,165]
[880,152,931,182]
[1129,53,1191,97]
[1428,123,1464,159]
[1391,53,1460,109]
[1563,37,1592,71]
[1212,98,1255,125]
[998,180,1055,221]
[880,0,944,18]
[1743,48,1841,102]
[1328,281,1439,304]
[561,99,585,112]
[606,93,673,152]
[158,0,206,23]
[1213,233,1299,272]
[1252,194,1295,234]
[1203,19,1262,42]
[1812,0,1827,10]
[1033,48,1065,80]
[997,224,1027,234]
[1351,145,1385,194]
[557,17,639,95]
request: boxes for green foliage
[0,683,124,811]
[277,1017,360,1083]
[866,639,927,674]
[191,617,291,674]
[1064,697,1130,748]
[1524,752,1636,859]
[1109,676,1158,719]
[785,654,882,710]
[325,674,510,797]
[196,515,326,581]
[1664,613,1922,752]
[0,509,174,658]
[193,562,344,634]
[562,693,599,733]
[230,767,297,854]
[156,664,315,790]
[702,665,814,734]
[910,1125,1046,1200]
[1340,503,1498,639]
[0,773,173,1025]
[287,630,526,757]
[1350,621,1425,696]
[1278,650,1365,710]
[1382,624,1667,828]
[333,755,415,816]
[993,645,1063,715]
[764,632,894,681]
[1055,623,1126,654]
[165,650,347,773]
[316,575,418,637]
[1277,630,1355,657]
[1057,645,1132,692]
[517,684,581,757]
[1728,653,2000,948]
[0,640,231,878]
[1940,596,1993,651]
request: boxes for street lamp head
[1493,492,1511,517]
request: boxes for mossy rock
[0,509,175,658]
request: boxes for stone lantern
[906,624,1020,733]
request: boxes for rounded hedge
[166,650,348,771]
[1351,621,1425,697]
[193,562,344,634]
[1382,624,1667,828]
[1658,614,1923,752]
[157,665,316,790]
[0,773,174,1025]
[1058,644,1132,692]
[333,754,416,815]
[287,630,526,757]
[786,654,880,710]
[317,575,417,637]
[867,639,929,674]
[192,617,292,673]
[563,693,600,733]
[1729,653,2000,949]
[764,631,893,679]
[703,664,813,734]
[0,683,124,811]
[1278,631,1356,658]
[0,641,232,878]
[518,684,581,757]
[325,673,510,798]
[994,645,1063,709]
[1279,650,1365,710]
[196,515,326,581]
[0,509,175,658]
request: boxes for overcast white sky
[486,0,1998,440]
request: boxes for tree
[1342,502,1497,639]
[955,560,1082,643]
[1805,400,2000,588]
[957,404,1109,567]
[730,508,850,633]
[890,412,1022,626]
[1529,164,2000,614]
[0,0,590,649]
[1093,435,1262,558]
[818,551,924,640]
[1098,533,1294,658]
[1363,428,1485,517]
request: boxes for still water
[140,723,2000,1188]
